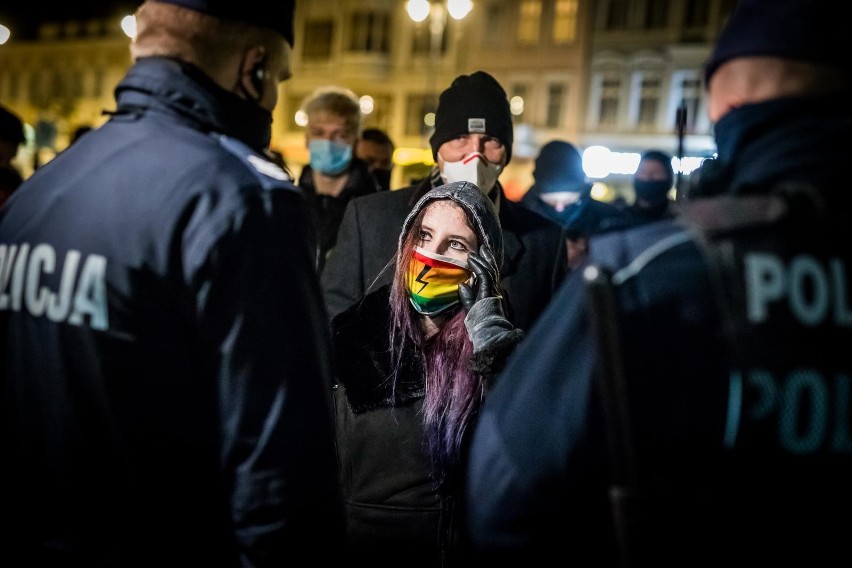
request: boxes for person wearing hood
[332,180,523,566]
[297,85,382,273]
[627,149,678,223]
[0,1,344,564]
[321,71,567,330]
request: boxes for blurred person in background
[0,105,25,209]
[520,140,625,270]
[626,149,678,224]
[356,127,395,191]
[0,105,25,172]
[297,85,382,273]
[0,1,344,565]
[0,166,23,209]
[322,71,567,330]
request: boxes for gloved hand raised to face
[458,245,522,356]
[458,244,502,312]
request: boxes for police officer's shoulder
[215,134,299,193]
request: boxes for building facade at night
[0,0,735,198]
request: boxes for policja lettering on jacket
[745,252,852,326]
[0,242,108,330]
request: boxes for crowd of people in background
[1,0,850,565]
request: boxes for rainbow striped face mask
[407,246,472,316]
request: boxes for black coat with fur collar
[331,284,519,565]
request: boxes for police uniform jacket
[464,92,852,565]
[321,170,568,330]
[0,57,343,565]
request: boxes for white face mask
[440,152,503,195]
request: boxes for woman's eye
[449,240,468,251]
[419,230,431,241]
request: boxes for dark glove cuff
[464,297,521,353]
[469,328,525,377]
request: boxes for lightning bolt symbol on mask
[415,265,431,294]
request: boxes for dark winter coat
[465,93,852,566]
[332,285,521,567]
[298,158,380,273]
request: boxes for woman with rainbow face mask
[330,181,523,565]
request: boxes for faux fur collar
[331,285,425,413]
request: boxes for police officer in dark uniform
[465,1,852,565]
[0,1,344,565]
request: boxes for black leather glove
[458,244,502,312]
[458,245,521,355]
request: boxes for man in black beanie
[465,0,852,565]
[0,1,345,565]
[322,70,567,331]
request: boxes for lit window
[517,1,542,45]
[552,0,578,43]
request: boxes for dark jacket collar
[711,92,852,195]
[113,56,273,152]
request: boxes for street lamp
[406,0,473,139]
[406,0,473,52]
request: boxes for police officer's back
[464,1,852,565]
[0,1,344,565]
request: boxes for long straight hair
[389,202,486,491]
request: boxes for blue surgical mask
[309,139,353,176]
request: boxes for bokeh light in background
[447,0,474,19]
[406,0,431,22]
[509,96,524,116]
[582,145,704,179]
[120,15,136,39]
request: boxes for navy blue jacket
[465,93,852,565]
[0,58,343,565]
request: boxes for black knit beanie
[153,0,296,46]
[429,71,514,164]
[704,0,851,84]
[638,150,674,187]
[533,140,586,194]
